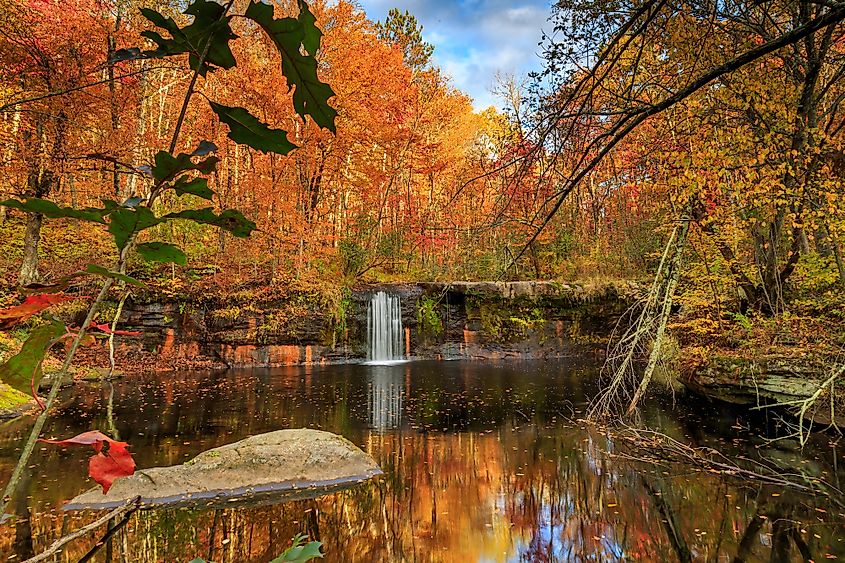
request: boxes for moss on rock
[0,382,33,418]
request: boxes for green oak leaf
[109,47,142,63]
[173,176,214,200]
[192,140,218,156]
[244,0,337,132]
[270,535,323,563]
[136,242,187,265]
[140,0,237,75]
[194,156,220,174]
[151,151,192,183]
[297,0,321,56]
[0,321,66,394]
[164,208,257,238]
[151,150,219,184]
[84,265,145,287]
[209,103,297,155]
[108,207,161,250]
[0,198,107,224]
[183,0,237,73]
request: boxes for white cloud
[357,0,551,110]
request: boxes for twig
[0,273,118,516]
[77,501,139,563]
[507,3,845,272]
[107,291,130,378]
[589,215,688,419]
[752,357,845,447]
[610,424,845,506]
[0,67,170,113]
[166,0,235,156]
[29,359,44,411]
[22,496,140,563]
[1,0,232,518]
[626,216,689,415]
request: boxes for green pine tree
[376,8,434,71]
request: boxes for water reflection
[368,366,406,431]
[0,360,843,562]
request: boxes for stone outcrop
[683,353,844,426]
[111,281,639,369]
[65,429,383,510]
[685,354,829,404]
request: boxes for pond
[0,359,843,562]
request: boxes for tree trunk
[107,26,120,197]
[19,212,43,285]
[18,157,54,286]
[627,216,689,415]
[529,241,541,278]
[828,226,845,291]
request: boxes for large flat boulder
[64,429,382,511]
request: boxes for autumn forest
[1,0,845,561]
[0,0,526,287]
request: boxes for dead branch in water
[588,215,689,420]
[23,496,140,563]
[599,423,845,508]
[753,356,845,447]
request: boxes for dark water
[0,359,843,562]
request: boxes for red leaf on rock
[88,442,136,494]
[39,430,136,494]
[0,294,76,329]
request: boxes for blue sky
[356,0,552,110]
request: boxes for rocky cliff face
[114,281,639,369]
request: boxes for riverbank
[2,279,843,431]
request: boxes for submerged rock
[64,429,382,511]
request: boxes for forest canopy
[2,0,845,332]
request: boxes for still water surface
[0,359,843,562]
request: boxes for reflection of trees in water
[367,367,405,432]
[3,423,844,561]
[1,364,845,561]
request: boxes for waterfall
[367,291,404,362]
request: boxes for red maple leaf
[0,294,76,329]
[39,430,136,494]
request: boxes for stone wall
[115,281,640,369]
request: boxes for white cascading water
[367,291,404,362]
